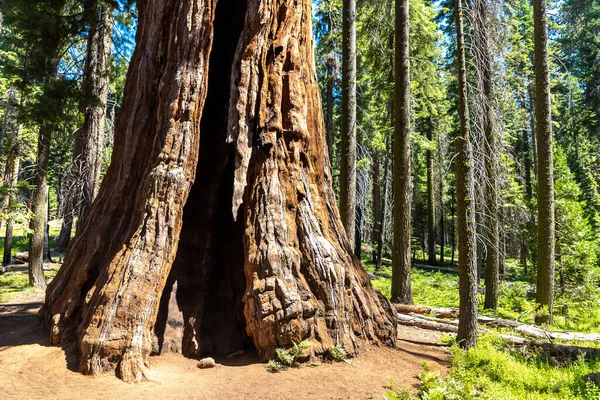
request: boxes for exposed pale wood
[501,334,600,360]
[412,263,458,274]
[394,304,459,319]
[397,313,600,359]
[396,313,457,333]
[396,304,600,343]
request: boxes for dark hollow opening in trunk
[153,0,250,358]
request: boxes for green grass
[385,337,600,400]
[415,336,600,400]
[0,219,64,303]
[363,249,600,399]
[0,219,62,258]
[0,266,59,303]
[362,253,600,333]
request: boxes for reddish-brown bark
[227,0,396,358]
[42,0,396,382]
[41,0,217,382]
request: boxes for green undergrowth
[0,265,59,303]
[266,341,350,372]
[362,253,600,333]
[385,335,600,400]
[266,340,311,372]
[362,251,600,399]
[0,220,62,303]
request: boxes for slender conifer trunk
[391,0,413,304]
[533,0,555,325]
[340,0,357,246]
[455,0,478,348]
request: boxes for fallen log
[477,315,521,328]
[395,304,600,343]
[377,258,459,274]
[14,252,28,262]
[394,304,459,319]
[412,263,459,274]
[404,312,525,331]
[511,324,600,342]
[396,313,457,332]
[500,334,600,360]
[396,313,600,360]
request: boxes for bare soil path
[0,293,449,400]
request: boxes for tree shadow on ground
[0,301,79,372]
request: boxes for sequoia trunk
[227,0,396,359]
[42,0,219,382]
[42,0,396,382]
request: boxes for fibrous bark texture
[227,0,396,359]
[533,0,555,325]
[41,0,217,382]
[391,0,413,304]
[42,0,396,382]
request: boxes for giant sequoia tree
[41,0,397,383]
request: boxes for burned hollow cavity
[153,0,249,358]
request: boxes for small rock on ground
[197,357,216,369]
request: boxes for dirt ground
[0,293,449,400]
